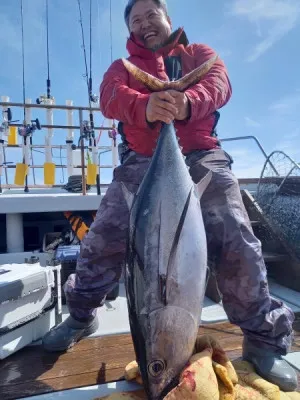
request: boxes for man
[42,0,298,392]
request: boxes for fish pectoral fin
[121,182,135,210]
[195,170,213,199]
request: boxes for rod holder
[8,126,18,145]
[14,163,28,185]
[86,163,97,185]
[44,162,56,185]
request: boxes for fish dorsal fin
[195,170,212,199]
[121,182,135,210]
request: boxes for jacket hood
[126,27,189,59]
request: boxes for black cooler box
[54,245,119,303]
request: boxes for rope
[63,175,91,193]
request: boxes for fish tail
[121,54,219,92]
[171,54,219,91]
[122,58,168,91]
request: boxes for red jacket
[100,28,232,156]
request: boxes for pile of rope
[255,150,300,260]
[62,175,91,193]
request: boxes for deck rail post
[66,100,74,178]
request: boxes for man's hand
[167,90,191,121]
[146,91,178,125]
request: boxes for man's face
[128,0,172,50]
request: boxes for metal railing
[0,97,118,194]
[220,135,279,176]
[1,97,282,194]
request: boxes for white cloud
[266,91,300,160]
[245,116,261,128]
[269,90,300,115]
[222,146,266,178]
[232,164,263,178]
[228,0,300,62]
[272,130,300,161]
[227,148,249,158]
[275,138,299,154]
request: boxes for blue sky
[0,0,300,186]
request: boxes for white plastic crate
[0,262,56,359]
[0,307,56,359]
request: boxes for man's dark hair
[124,0,168,27]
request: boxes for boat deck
[1,320,299,400]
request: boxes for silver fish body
[122,122,211,399]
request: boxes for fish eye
[148,359,166,377]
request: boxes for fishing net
[255,151,300,260]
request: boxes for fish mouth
[160,377,180,398]
[145,375,179,400]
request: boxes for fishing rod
[18,0,41,193]
[77,0,101,195]
[108,0,118,171]
[88,0,98,105]
[95,0,116,147]
[36,0,54,105]
[0,106,12,133]
[0,102,13,192]
[46,0,51,99]
[33,0,56,186]
[109,0,113,63]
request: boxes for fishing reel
[0,107,12,135]
[36,95,55,105]
[81,120,94,140]
[89,93,99,104]
[18,118,42,137]
[108,126,117,145]
[0,121,9,136]
[2,107,12,123]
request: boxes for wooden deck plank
[0,322,299,400]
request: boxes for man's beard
[149,41,165,51]
[147,34,172,51]
[148,29,177,51]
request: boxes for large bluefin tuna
[121,56,218,399]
